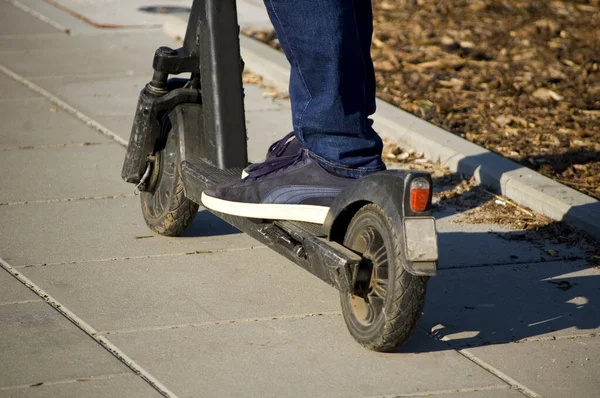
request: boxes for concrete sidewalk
[0,1,599,397]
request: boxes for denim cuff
[307,151,386,179]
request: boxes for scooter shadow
[180,209,599,355]
[181,209,241,237]
[395,227,599,354]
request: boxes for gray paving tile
[469,336,600,398]
[423,261,600,347]
[0,302,127,388]
[21,251,339,332]
[0,374,161,398]
[434,212,585,269]
[0,31,170,77]
[0,74,38,101]
[0,144,130,203]
[94,115,134,142]
[246,108,293,163]
[0,99,111,148]
[0,3,60,35]
[31,74,145,121]
[0,268,38,303]
[30,75,286,145]
[427,388,523,397]
[30,0,189,28]
[3,0,94,35]
[243,84,284,111]
[0,197,256,265]
[110,316,503,398]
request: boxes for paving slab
[0,144,130,203]
[41,0,270,30]
[0,31,168,77]
[0,28,169,52]
[243,84,284,112]
[0,268,38,303]
[110,316,504,398]
[0,301,128,388]
[29,75,283,144]
[43,0,192,27]
[0,373,160,398]
[5,0,94,34]
[0,74,39,100]
[0,99,111,148]
[0,197,256,266]
[19,251,339,332]
[31,74,146,124]
[0,2,60,35]
[246,108,293,163]
[422,261,600,348]
[423,388,523,398]
[469,336,600,398]
[434,212,585,269]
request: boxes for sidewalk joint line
[438,256,587,271]
[0,299,43,306]
[0,193,135,207]
[457,349,541,398]
[0,257,178,398]
[100,311,342,335]
[360,384,509,397]
[0,63,128,147]
[15,246,268,268]
[0,372,133,391]
[0,142,116,151]
[5,0,70,34]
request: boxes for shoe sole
[201,192,329,224]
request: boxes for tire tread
[341,203,428,352]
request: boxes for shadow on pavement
[181,210,241,237]
[177,152,599,354]
[406,227,600,354]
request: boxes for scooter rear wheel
[340,203,428,352]
[140,120,198,236]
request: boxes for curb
[164,14,600,241]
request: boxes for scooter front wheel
[340,203,428,352]
[140,120,198,236]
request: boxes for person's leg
[201,0,385,222]
[353,0,377,118]
[263,0,384,178]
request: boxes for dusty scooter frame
[121,0,438,351]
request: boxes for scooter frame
[121,0,437,301]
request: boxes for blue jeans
[262,0,386,178]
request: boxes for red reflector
[410,188,430,212]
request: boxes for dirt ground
[243,0,600,200]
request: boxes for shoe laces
[268,131,296,157]
[246,149,307,180]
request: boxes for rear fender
[323,170,437,276]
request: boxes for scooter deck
[180,159,361,293]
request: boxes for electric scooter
[121,0,438,352]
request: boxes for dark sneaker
[202,149,353,224]
[241,132,302,178]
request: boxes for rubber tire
[340,203,428,352]
[140,123,199,237]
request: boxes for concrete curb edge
[164,14,600,241]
